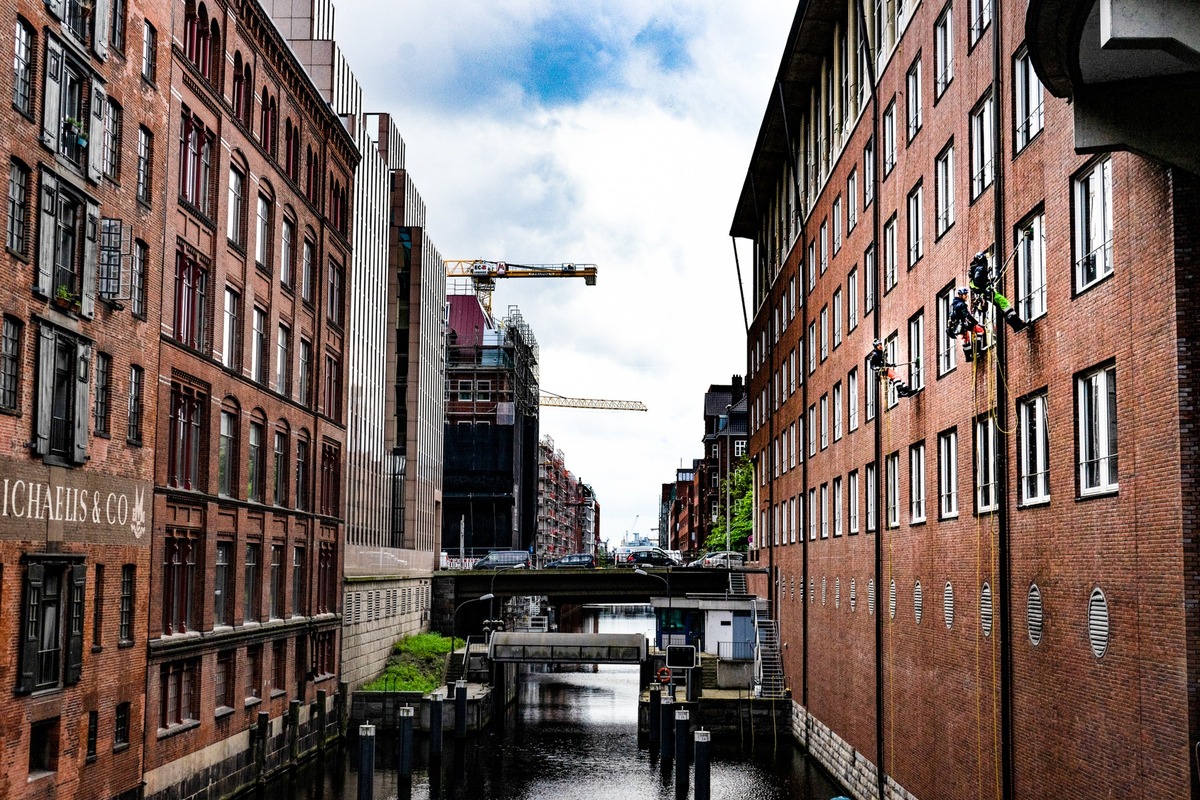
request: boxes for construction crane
[445,259,598,315]
[539,391,647,411]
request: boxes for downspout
[852,2,886,800]
[776,79,810,713]
[991,8,1015,800]
[750,172,778,627]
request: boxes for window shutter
[36,173,57,296]
[87,81,106,184]
[92,0,110,59]
[81,204,99,318]
[17,563,44,694]
[45,0,64,20]
[35,326,54,455]
[41,38,64,150]
[65,566,86,684]
[73,342,91,464]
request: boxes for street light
[449,593,495,662]
[635,567,672,649]
[489,563,526,629]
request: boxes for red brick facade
[737,1,1199,797]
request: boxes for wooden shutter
[65,566,86,684]
[36,173,57,296]
[73,342,90,464]
[34,326,54,455]
[87,80,105,184]
[41,38,63,150]
[81,203,98,318]
[16,563,44,694]
[92,0,110,60]
[45,0,64,20]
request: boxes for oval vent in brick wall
[798,576,804,602]
[850,578,857,612]
[981,582,994,637]
[943,581,955,629]
[835,577,841,609]
[810,575,815,604]
[821,575,827,606]
[869,578,876,615]
[1088,587,1109,659]
[889,578,897,620]
[914,581,923,624]
[1027,583,1044,646]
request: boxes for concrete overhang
[729,0,847,240]
[1025,0,1200,174]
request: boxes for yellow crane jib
[539,392,647,412]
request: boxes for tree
[706,457,753,552]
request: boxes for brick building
[141,0,353,795]
[535,435,598,562]
[697,377,746,556]
[0,0,169,795]
[732,0,1200,798]
[664,463,700,555]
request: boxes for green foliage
[705,457,754,553]
[359,632,455,693]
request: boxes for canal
[257,607,847,800]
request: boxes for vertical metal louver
[1027,583,1044,646]
[943,581,955,629]
[1088,587,1109,658]
[810,575,815,604]
[981,582,993,637]
[914,581,923,624]
[798,576,804,602]
[850,578,857,612]
[822,575,827,606]
[889,578,897,620]
[869,578,876,615]
[835,577,841,609]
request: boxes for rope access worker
[948,287,986,362]
[866,339,918,398]
[968,252,1027,333]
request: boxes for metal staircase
[752,600,786,699]
[728,571,748,595]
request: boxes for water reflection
[260,606,844,800]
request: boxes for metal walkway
[488,632,648,664]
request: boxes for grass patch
[360,633,459,693]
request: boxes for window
[298,338,312,407]
[178,114,213,213]
[295,435,310,511]
[863,138,874,206]
[808,487,817,540]
[907,183,924,265]
[820,220,829,274]
[1073,157,1113,292]
[271,639,286,694]
[882,101,896,174]
[118,565,134,643]
[260,90,276,154]
[34,325,90,464]
[18,561,85,692]
[324,353,341,419]
[255,194,272,268]
[906,57,922,140]
[327,260,343,326]
[251,307,267,384]
[280,217,295,287]
[301,238,314,302]
[864,245,876,313]
[735,439,746,457]
[866,355,877,421]
[91,564,104,650]
[820,394,829,450]
[136,127,152,205]
[214,541,232,625]
[883,215,897,291]
[110,0,127,54]
[1019,392,1050,504]
[13,20,34,116]
[222,288,240,369]
[159,659,199,729]
[935,143,955,235]
[317,542,335,613]
[247,419,264,502]
[884,335,900,408]
[141,20,156,82]
[244,543,261,622]
[284,119,300,181]
[246,645,261,700]
[173,250,207,350]
[935,5,953,96]
[232,54,251,125]
[1016,212,1046,322]
[320,441,340,516]
[292,547,305,616]
[101,99,121,180]
[114,702,130,748]
[8,160,29,255]
[865,462,877,532]
[1014,47,1044,150]
[167,383,204,489]
[936,285,957,375]
[969,0,991,46]
[807,241,816,292]
[227,165,245,246]
[832,288,843,348]
[93,352,110,435]
[807,322,816,374]
[908,312,925,390]
[833,382,843,441]
[0,317,22,410]
[131,240,147,316]
[1077,364,1118,495]
[885,452,900,528]
[218,409,237,497]
[970,92,994,198]
[275,324,290,395]
[162,529,199,635]
[938,429,958,518]
[848,368,859,432]
[820,484,829,539]
[270,545,284,619]
[975,414,998,512]
[832,197,843,253]
[215,651,234,710]
[820,306,829,360]
[910,442,926,522]
[272,428,288,505]
[39,175,96,309]
[847,267,858,331]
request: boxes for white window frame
[975,414,999,513]
[910,442,926,523]
[866,357,878,421]
[865,244,876,312]
[848,368,859,431]
[935,142,955,235]
[833,197,843,253]
[820,306,829,361]
[848,170,859,231]
[820,483,830,539]
[969,0,991,47]
[907,183,924,266]
[882,101,897,174]
[833,477,844,537]
[808,404,817,457]
[820,394,829,450]
[1073,157,1114,292]
[1014,46,1044,151]
[908,312,925,390]
[885,452,900,528]
[820,220,829,274]
[936,285,957,375]
[1077,364,1118,495]
[847,267,859,331]
[906,57,922,141]
[808,487,818,540]
[935,4,953,97]
[938,429,959,518]
[1016,212,1047,323]
[885,334,899,408]
[808,322,817,373]
[833,288,843,348]
[864,139,875,206]
[833,382,843,441]
[848,469,860,533]
[883,216,897,292]
[970,93,995,198]
[1019,392,1050,505]
[866,462,877,532]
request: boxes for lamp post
[635,567,672,649]
[488,563,526,631]
[449,593,494,658]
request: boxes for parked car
[685,553,711,568]
[702,551,746,569]
[472,550,533,570]
[614,545,653,566]
[544,553,597,569]
[629,548,681,568]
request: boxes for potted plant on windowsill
[52,285,79,310]
[63,117,87,147]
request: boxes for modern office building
[731,0,1200,798]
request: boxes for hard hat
[956,287,970,296]
[971,251,988,264]
[872,338,883,347]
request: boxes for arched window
[284,119,299,180]
[232,52,246,122]
[295,429,311,511]
[272,421,290,505]
[217,398,240,498]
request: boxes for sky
[330,0,794,547]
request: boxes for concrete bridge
[488,632,648,664]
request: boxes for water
[261,607,845,800]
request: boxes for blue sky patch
[633,20,693,73]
